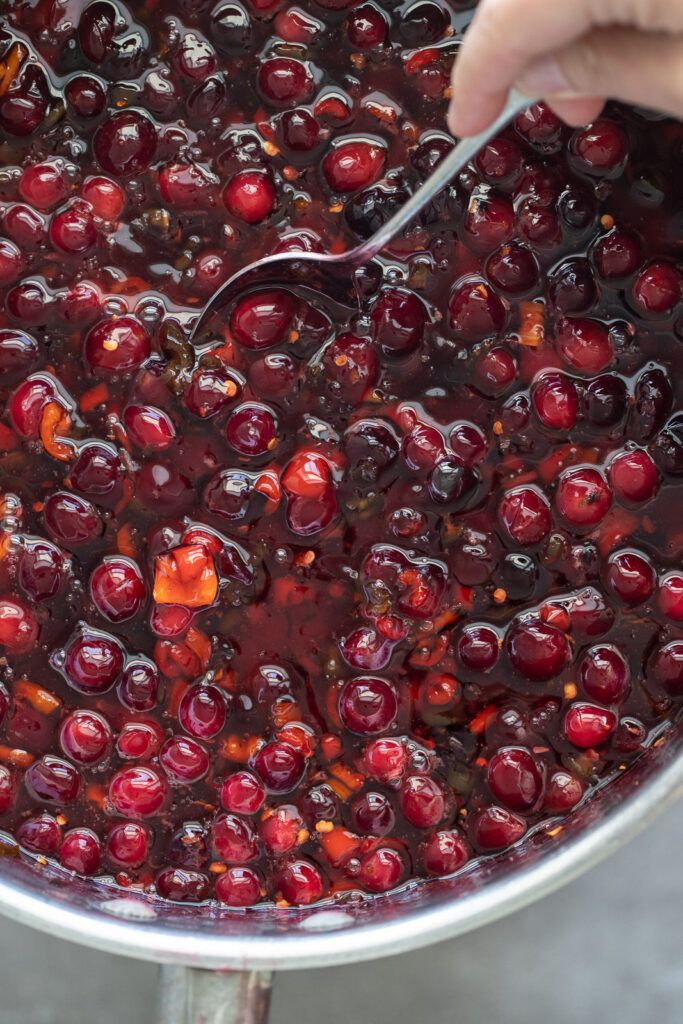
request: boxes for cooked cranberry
[258,804,303,855]
[632,261,682,317]
[362,738,406,784]
[448,277,507,341]
[68,445,122,505]
[26,756,80,804]
[137,460,192,512]
[107,822,149,866]
[159,735,210,784]
[116,720,163,761]
[487,747,544,811]
[186,367,243,416]
[60,709,112,764]
[118,661,160,712]
[211,3,253,50]
[60,829,101,875]
[420,829,469,875]
[649,641,683,697]
[657,572,683,622]
[85,315,150,377]
[322,333,378,403]
[498,486,551,547]
[277,109,321,154]
[3,204,47,249]
[369,288,426,355]
[156,867,209,902]
[352,791,395,835]
[0,767,14,815]
[226,402,278,456]
[564,703,616,748]
[544,770,584,813]
[177,684,226,739]
[485,242,538,296]
[90,557,146,623]
[65,74,106,117]
[93,110,157,177]
[212,813,258,863]
[223,170,276,223]
[547,258,597,315]
[402,422,446,472]
[20,161,69,211]
[230,289,298,349]
[583,375,627,429]
[429,456,479,507]
[81,176,125,221]
[176,32,217,80]
[0,595,38,655]
[42,492,100,547]
[258,57,313,106]
[215,866,261,906]
[339,676,398,735]
[654,415,683,476]
[630,367,673,443]
[357,846,404,892]
[0,237,23,285]
[277,858,324,904]
[472,346,516,397]
[220,771,265,815]
[515,103,563,154]
[347,3,387,46]
[456,624,499,673]
[63,629,124,694]
[506,618,569,682]
[605,549,655,606]
[531,372,578,431]
[274,6,322,40]
[340,627,393,671]
[470,806,526,850]
[592,228,642,280]
[50,201,97,254]
[109,765,167,817]
[18,814,62,855]
[462,193,514,255]
[580,645,629,704]
[123,405,176,452]
[571,119,628,176]
[555,467,611,527]
[0,329,38,385]
[253,741,305,792]
[323,139,386,193]
[609,449,658,504]
[400,774,445,828]
[0,63,49,137]
[555,317,613,375]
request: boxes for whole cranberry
[212,813,258,863]
[485,242,539,296]
[657,573,683,622]
[257,57,313,106]
[358,847,404,893]
[352,791,395,835]
[323,139,386,193]
[26,756,81,804]
[555,317,613,374]
[43,492,102,547]
[649,641,683,697]
[60,709,112,764]
[456,624,499,672]
[505,618,570,682]
[159,735,210,783]
[580,645,629,703]
[592,228,642,280]
[339,677,398,735]
[93,110,157,177]
[498,486,551,547]
[487,747,544,811]
[109,765,167,817]
[215,866,262,906]
[63,629,124,693]
[156,867,210,902]
[107,822,149,866]
[322,333,378,403]
[571,119,628,176]
[17,815,62,854]
[276,858,324,904]
[515,102,563,153]
[0,597,39,655]
[470,806,526,850]
[179,684,228,739]
[85,315,151,377]
[60,829,101,875]
[564,703,616,748]
[632,261,682,318]
[65,74,106,117]
[220,771,265,815]
[223,170,276,223]
[90,557,146,622]
[544,770,584,812]
[230,289,298,349]
[532,372,578,431]
[448,277,507,341]
[555,467,612,527]
[609,449,659,505]
[605,549,655,606]
[118,661,160,711]
[253,741,305,792]
[420,829,470,875]
[347,4,387,47]
[400,774,446,828]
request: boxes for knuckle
[560,35,608,92]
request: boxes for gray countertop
[1,802,680,1024]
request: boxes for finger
[517,26,683,124]
[545,96,606,127]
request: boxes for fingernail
[517,56,572,97]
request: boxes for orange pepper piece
[319,827,361,867]
[39,402,74,462]
[153,544,218,608]
[14,681,61,715]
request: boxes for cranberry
[592,228,642,280]
[90,557,146,622]
[215,866,262,906]
[0,596,38,655]
[4,204,47,248]
[220,771,265,814]
[485,242,539,296]
[26,756,80,804]
[186,367,243,416]
[420,829,470,875]
[118,661,159,712]
[85,315,150,377]
[18,815,62,855]
[649,641,683,697]
[571,119,628,176]
[583,375,627,429]
[60,709,112,764]
[448,277,507,341]
[338,676,398,735]
[555,467,612,527]
[563,703,616,748]
[532,372,578,431]
[470,806,526,850]
[178,684,227,739]
[81,176,125,221]
[657,572,683,622]
[50,201,97,254]
[63,629,124,694]
[506,618,570,682]
[20,161,69,211]
[323,139,386,193]
[609,449,658,504]
[93,110,157,178]
[0,766,14,815]
[632,261,682,317]
[654,415,683,476]
[0,329,38,384]
[322,333,378,403]
[212,813,258,863]
[515,103,563,154]
[364,738,407,783]
[259,804,304,855]
[176,32,217,80]
[65,74,106,117]
[352,791,395,835]
[370,288,427,355]
[230,289,298,348]
[547,258,597,315]
[456,624,499,672]
[340,627,393,671]
[475,136,523,187]
[463,193,514,254]
[347,4,387,47]
[277,108,321,154]
[223,170,276,223]
[156,867,209,902]
[0,238,23,285]
[60,829,101,875]
[109,765,167,817]
[226,402,278,457]
[107,822,149,866]
[258,57,313,106]
[605,549,655,606]
[116,720,163,761]
[0,63,49,137]
[358,846,404,892]
[400,774,445,828]
[276,858,324,904]
[123,405,176,452]
[253,741,305,792]
[544,770,584,813]
[498,486,551,547]
[487,747,544,811]
[472,346,516,397]
[211,3,253,51]
[580,645,629,704]
[159,736,210,784]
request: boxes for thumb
[517,25,683,125]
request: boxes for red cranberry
[609,449,658,504]
[605,549,655,606]
[547,257,597,315]
[274,6,322,41]
[323,139,386,193]
[470,806,526,850]
[0,596,39,654]
[116,720,163,760]
[487,747,544,811]
[571,119,628,176]
[3,204,47,248]
[402,422,446,472]
[109,765,167,817]
[137,460,192,513]
[156,867,209,902]
[186,367,243,416]
[475,136,523,186]
[506,618,570,682]
[555,467,612,527]
[649,641,683,697]
[0,238,23,285]
[515,102,563,153]
[60,829,101,875]
[107,822,149,866]
[358,847,404,893]
[223,170,276,223]
[340,627,393,671]
[278,108,321,152]
[347,3,387,47]
[632,261,682,317]
[253,741,305,792]
[580,645,629,703]
[17,814,62,855]
[59,281,101,325]
[352,791,395,835]
[211,2,253,50]
[544,770,585,812]
[563,703,616,748]
[212,813,258,863]
[448,277,507,342]
[0,766,14,814]
[400,774,445,828]
[0,328,37,383]
[118,661,160,711]
[555,317,613,374]
[657,572,683,622]
[123,405,176,452]
[93,110,157,177]
[20,161,69,210]
[85,315,151,377]
[472,346,516,397]
[230,289,298,349]
[50,201,97,254]
[322,333,378,402]
[498,486,551,546]
[90,557,146,622]
[220,771,265,815]
[159,735,210,784]
[226,402,278,457]
[6,280,52,325]
[463,193,514,254]
[532,372,578,430]
[485,242,539,296]
[339,677,398,735]
[80,175,125,220]
[70,444,123,504]
[63,630,124,694]
[176,32,217,80]
[65,74,106,117]
[456,624,499,672]
[26,756,81,804]
[215,866,261,906]
[259,804,304,855]
[420,829,470,875]
[60,709,112,764]
[276,858,324,904]
[592,228,642,280]
[517,202,562,248]
[364,738,407,782]
[178,684,227,739]
[449,422,487,466]
[43,492,102,547]
[258,57,313,106]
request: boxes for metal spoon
[190,89,533,341]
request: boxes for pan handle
[157,965,273,1024]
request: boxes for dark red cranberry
[85,315,150,377]
[0,238,23,285]
[220,771,265,815]
[186,367,243,416]
[580,645,629,703]
[107,822,149,866]
[93,110,157,178]
[322,333,378,403]
[259,804,304,855]
[175,32,217,80]
[470,806,526,850]
[109,765,167,817]
[50,201,97,254]
[63,629,124,694]
[60,709,112,764]
[547,257,597,315]
[485,242,539,295]
[544,770,584,812]
[0,64,49,137]
[339,677,398,735]
[571,119,628,176]
[347,3,387,47]
[358,846,404,893]
[257,57,313,106]
[340,627,393,671]
[506,618,570,682]
[629,367,673,443]
[532,372,578,430]
[420,829,470,875]
[498,486,551,546]
[226,402,278,457]
[649,641,683,697]
[211,3,253,51]
[60,829,101,875]
[230,289,298,349]
[90,557,145,622]
[592,228,642,280]
[456,624,499,672]
[178,685,227,739]
[657,572,683,622]
[43,492,102,547]
[654,415,683,476]
[462,193,514,254]
[223,170,276,223]
[17,815,62,855]
[26,756,80,804]
[429,456,479,507]
[472,346,516,397]
[363,738,407,783]
[160,736,210,784]
[323,139,386,193]
[276,858,324,904]
[352,791,395,835]
[555,317,613,374]
[500,552,538,601]
[555,467,612,527]
[65,74,106,117]
[116,720,162,760]
[583,375,627,429]
[278,108,320,153]
[448,277,507,341]
[253,741,305,793]
[298,782,339,825]
[400,774,445,828]
[609,449,658,504]
[632,261,682,317]
[156,867,209,902]
[0,328,38,383]
[605,549,655,606]
[515,102,563,154]
[0,597,38,655]
[215,866,261,906]
[212,813,258,863]
[517,202,562,248]
[118,661,160,712]
[0,767,14,815]
[475,136,523,186]
[487,747,544,811]
[69,443,123,503]
[3,204,47,249]
[564,703,616,748]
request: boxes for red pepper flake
[153,545,218,608]
[492,587,507,605]
[209,861,227,874]
[468,704,497,735]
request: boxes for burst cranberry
[498,486,551,547]
[259,804,304,855]
[109,765,167,817]
[506,618,570,682]
[253,741,305,792]
[90,557,146,622]
[230,289,298,348]
[322,333,378,402]
[223,170,276,223]
[649,641,683,697]
[448,277,507,341]
[544,770,584,813]
[339,677,398,735]
[487,747,544,811]
[564,703,616,748]
[571,119,628,175]
[323,139,386,193]
[605,549,655,606]
[580,645,629,704]
[60,829,101,875]
[555,467,611,527]
[60,709,112,764]
[657,572,683,622]
[18,815,62,855]
[186,367,243,416]
[632,261,682,317]
[470,806,526,851]
[215,866,262,906]
[93,110,157,177]
[609,449,658,504]
[340,627,393,671]
[85,316,151,377]
[515,102,563,153]
[106,822,149,867]
[63,630,124,694]
[26,756,80,804]
[212,813,258,863]
[276,858,324,904]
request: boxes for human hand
[447,0,683,136]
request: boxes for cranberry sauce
[0,0,682,908]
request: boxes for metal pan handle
[157,966,273,1024]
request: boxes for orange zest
[0,745,33,768]
[319,827,361,867]
[14,680,61,715]
[0,43,28,98]
[519,301,545,347]
[221,734,261,762]
[39,402,74,462]
[153,544,218,608]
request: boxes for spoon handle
[350,88,535,265]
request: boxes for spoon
[190,89,533,342]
